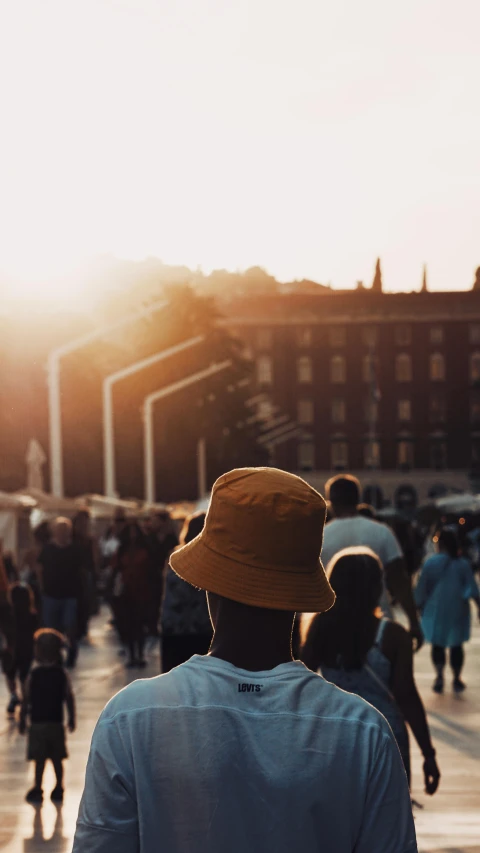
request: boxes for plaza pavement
[0,609,478,852]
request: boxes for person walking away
[415,526,480,694]
[72,510,99,641]
[21,522,51,614]
[19,628,76,804]
[147,510,178,637]
[302,547,440,793]
[161,512,211,672]
[3,582,38,715]
[37,518,81,668]
[113,522,152,668]
[73,468,416,853]
[322,475,423,647]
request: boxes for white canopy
[435,493,480,514]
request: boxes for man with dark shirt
[37,518,81,668]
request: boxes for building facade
[220,286,480,501]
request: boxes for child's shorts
[27,723,67,762]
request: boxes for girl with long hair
[415,526,480,694]
[302,546,440,795]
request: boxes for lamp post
[103,336,205,497]
[47,298,169,497]
[142,360,231,503]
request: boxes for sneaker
[433,675,444,694]
[7,695,20,715]
[51,786,64,803]
[26,787,43,803]
[453,677,466,693]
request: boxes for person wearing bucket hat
[73,468,416,853]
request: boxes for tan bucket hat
[170,467,335,612]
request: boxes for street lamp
[142,360,231,503]
[103,336,205,497]
[47,298,169,497]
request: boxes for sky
[0,0,479,304]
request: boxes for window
[257,399,274,421]
[364,440,381,469]
[470,325,480,344]
[395,325,412,346]
[364,400,379,423]
[430,441,447,471]
[362,354,378,383]
[256,329,273,349]
[397,441,414,470]
[296,327,312,347]
[471,438,480,470]
[257,355,273,385]
[398,400,411,421]
[430,326,444,345]
[430,352,445,381]
[331,441,348,470]
[429,393,446,423]
[297,356,313,384]
[470,352,480,382]
[329,326,346,347]
[297,399,314,425]
[331,399,346,424]
[470,391,480,423]
[331,355,346,384]
[298,441,315,471]
[362,326,378,347]
[395,353,412,382]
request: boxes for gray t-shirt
[73,655,416,853]
[322,516,404,616]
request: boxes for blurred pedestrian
[3,582,38,715]
[113,521,152,668]
[73,510,99,641]
[322,475,423,648]
[415,527,480,694]
[20,628,75,804]
[302,547,440,794]
[21,522,51,613]
[73,468,416,853]
[146,510,178,637]
[37,518,81,668]
[160,512,211,672]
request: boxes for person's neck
[332,506,358,519]
[209,639,293,671]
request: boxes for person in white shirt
[322,474,423,647]
[72,467,417,853]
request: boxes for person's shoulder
[382,618,411,648]
[100,668,186,721]
[309,670,393,735]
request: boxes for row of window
[297,439,450,472]
[256,351,480,385]
[296,396,450,426]
[255,324,480,350]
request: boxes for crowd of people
[0,468,478,849]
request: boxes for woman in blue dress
[301,547,440,795]
[415,527,480,694]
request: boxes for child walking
[3,583,38,715]
[19,628,76,804]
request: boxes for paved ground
[0,608,479,852]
